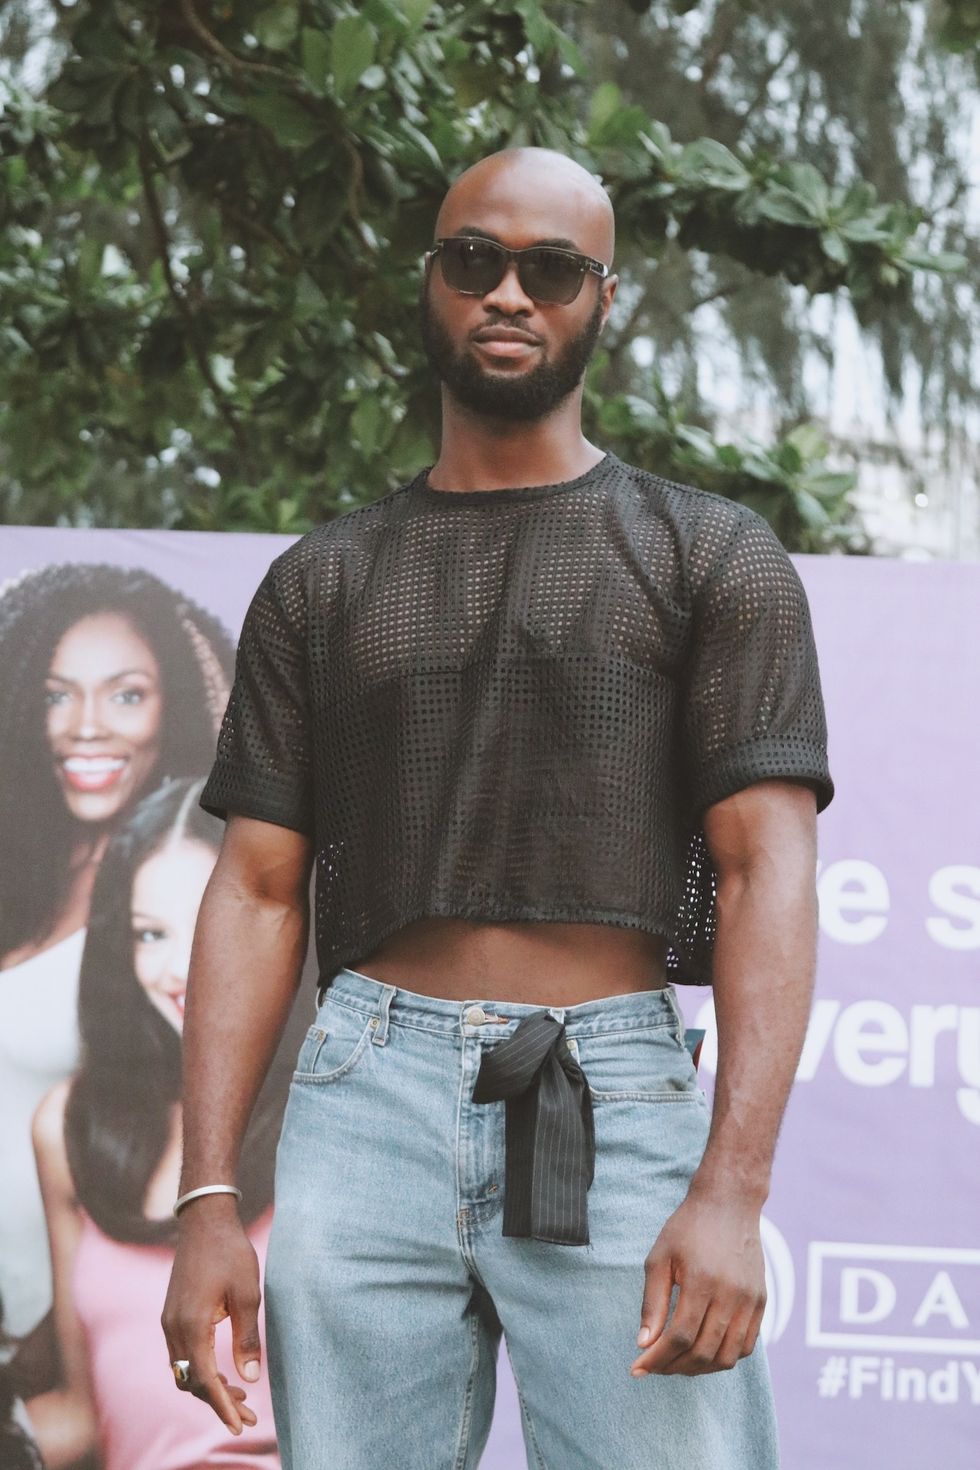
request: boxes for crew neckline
[407,452,613,504]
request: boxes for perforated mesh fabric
[200,452,834,987]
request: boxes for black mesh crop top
[199,451,835,987]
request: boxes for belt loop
[662,982,684,1044]
[373,983,396,1045]
[546,1006,566,1025]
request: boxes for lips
[472,327,542,351]
[471,328,542,361]
[472,326,542,344]
[60,755,128,792]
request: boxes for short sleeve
[682,509,835,821]
[199,555,314,836]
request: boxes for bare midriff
[349,916,670,1007]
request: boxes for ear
[600,273,619,328]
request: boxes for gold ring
[172,1359,192,1386]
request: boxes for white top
[0,928,85,1340]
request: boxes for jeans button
[464,1005,487,1025]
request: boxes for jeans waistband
[319,965,684,1040]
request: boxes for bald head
[434,148,615,266]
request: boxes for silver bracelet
[172,1184,243,1220]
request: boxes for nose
[480,259,535,316]
[73,689,108,739]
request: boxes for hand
[630,1191,766,1377]
[161,1202,264,1434]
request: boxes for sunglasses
[426,235,610,306]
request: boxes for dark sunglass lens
[519,249,585,304]
[440,239,505,293]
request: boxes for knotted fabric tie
[471,1011,596,1246]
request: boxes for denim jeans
[263,967,780,1470]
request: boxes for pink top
[71,1202,280,1470]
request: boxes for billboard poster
[0,526,975,1469]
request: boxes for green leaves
[331,16,379,100]
[240,93,326,149]
[584,358,856,546]
[0,1,963,544]
[610,115,965,298]
[938,0,980,55]
[587,83,650,151]
[300,27,332,91]
[253,5,301,52]
[677,139,751,193]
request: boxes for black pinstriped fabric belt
[471,1010,596,1246]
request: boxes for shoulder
[32,1079,74,1197]
[261,481,418,599]
[33,1075,71,1143]
[611,455,761,528]
[606,455,770,589]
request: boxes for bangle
[172,1184,243,1220]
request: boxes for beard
[419,281,604,423]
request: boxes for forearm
[689,863,818,1208]
[178,862,308,1201]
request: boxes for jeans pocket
[570,1023,704,1102]
[292,1000,378,1085]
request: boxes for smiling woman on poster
[21,778,282,1470]
[0,564,234,1356]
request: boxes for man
[163,147,834,1469]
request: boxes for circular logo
[760,1215,795,1345]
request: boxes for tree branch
[138,140,252,471]
[699,0,741,95]
[732,37,796,145]
[177,0,296,84]
[219,200,304,269]
[689,279,747,310]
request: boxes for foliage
[939,0,980,55]
[0,0,969,549]
[587,367,856,547]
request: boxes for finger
[734,1296,767,1362]
[685,1287,765,1375]
[162,1324,191,1389]
[190,1371,245,1434]
[229,1278,263,1385]
[632,1278,710,1375]
[635,1253,674,1353]
[659,1302,732,1376]
[710,1305,755,1373]
[217,1374,259,1427]
[162,1332,198,1397]
[187,1328,244,1434]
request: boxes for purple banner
[1,527,976,1469]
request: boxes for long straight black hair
[0,564,235,961]
[63,777,288,1243]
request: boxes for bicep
[702,777,818,882]
[210,812,314,910]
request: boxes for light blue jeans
[263,967,779,1469]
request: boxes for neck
[427,387,604,492]
[71,830,111,869]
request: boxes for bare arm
[161,812,313,1436]
[23,1081,100,1468]
[689,776,818,1205]
[631,777,819,1377]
